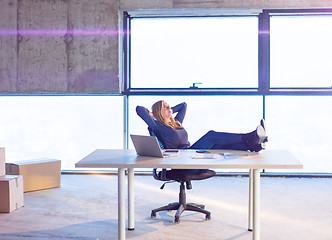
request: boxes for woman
[136,100,267,152]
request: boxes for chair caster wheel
[174,216,180,223]
[151,212,156,218]
[205,213,211,220]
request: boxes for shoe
[260,119,266,131]
[242,125,266,151]
[256,125,266,144]
[260,119,268,142]
[242,126,266,151]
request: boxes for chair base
[151,182,211,223]
[151,202,211,223]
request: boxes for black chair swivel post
[149,129,216,223]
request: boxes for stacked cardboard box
[0,148,24,213]
[0,175,24,213]
[6,158,61,192]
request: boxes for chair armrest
[153,168,169,181]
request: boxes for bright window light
[270,15,332,88]
[0,96,123,170]
[265,96,332,173]
[129,95,263,173]
[131,17,258,88]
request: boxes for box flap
[0,175,22,181]
[6,158,61,166]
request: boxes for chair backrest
[148,128,169,181]
[148,128,165,149]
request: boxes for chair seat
[159,169,216,182]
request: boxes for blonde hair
[152,100,183,129]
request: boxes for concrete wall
[1,0,119,94]
[0,0,331,94]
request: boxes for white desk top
[75,149,303,170]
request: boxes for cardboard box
[6,158,61,192]
[0,175,24,213]
[0,148,5,176]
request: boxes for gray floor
[0,174,331,240]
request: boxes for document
[222,152,249,159]
[192,151,249,159]
[192,153,222,159]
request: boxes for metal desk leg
[128,168,135,230]
[253,169,261,240]
[248,169,253,231]
[118,168,126,240]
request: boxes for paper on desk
[222,153,249,159]
[192,152,249,159]
[191,153,223,159]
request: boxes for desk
[75,149,302,240]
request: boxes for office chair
[149,128,216,223]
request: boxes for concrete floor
[0,174,331,240]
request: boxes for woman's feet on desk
[246,125,266,144]
[243,121,268,152]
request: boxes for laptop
[130,134,179,158]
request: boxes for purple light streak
[0,29,129,36]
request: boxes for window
[130,16,259,89]
[270,15,332,88]
[124,9,332,174]
[129,95,263,173]
[265,96,332,173]
[0,96,123,170]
